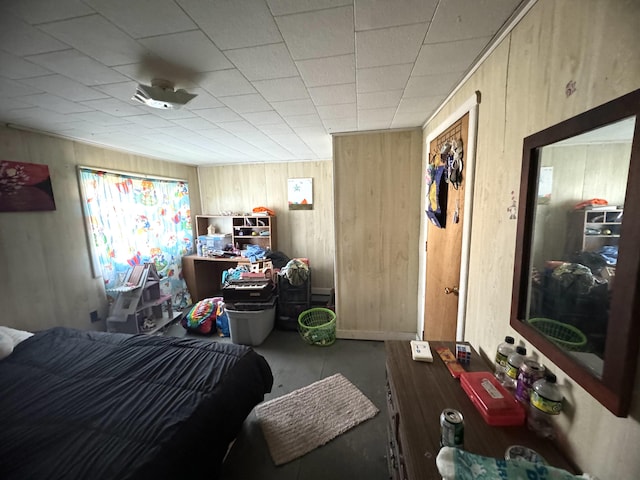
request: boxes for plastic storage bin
[226,300,276,346]
[459,371,525,426]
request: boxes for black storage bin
[276,271,311,330]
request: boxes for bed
[0,326,273,480]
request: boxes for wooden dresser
[385,341,578,479]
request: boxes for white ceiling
[0,0,526,166]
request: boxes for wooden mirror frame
[511,89,640,417]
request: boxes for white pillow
[0,326,33,346]
[0,331,13,360]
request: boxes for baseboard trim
[336,330,417,341]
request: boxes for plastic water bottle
[528,373,563,439]
[502,346,526,389]
[494,336,515,383]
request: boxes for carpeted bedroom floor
[164,323,389,480]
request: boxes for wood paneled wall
[0,126,199,332]
[197,161,335,289]
[333,129,422,339]
[423,1,640,477]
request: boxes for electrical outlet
[90,310,100,323]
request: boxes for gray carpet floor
[164,322,389,480]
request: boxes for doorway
[417,94,479,341]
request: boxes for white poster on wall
[288,177,313,210]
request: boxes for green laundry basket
[528,317,587,351]
[298,308,336,346]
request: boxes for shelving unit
[566,208,623,254]
[232,215,276,252]
[106,263,179,335]
[194,214,277,254]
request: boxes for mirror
[511,89,640,417]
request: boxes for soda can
[515,359,545,404]
[440,408,464,448]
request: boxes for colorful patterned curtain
[79,168,192,308]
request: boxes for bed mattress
[0,327,273,480]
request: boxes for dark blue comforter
[0,327,272,480]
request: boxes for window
[79,168,192,308]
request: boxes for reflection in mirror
[525,118,634,379]
[512,88,640,417]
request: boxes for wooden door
[423,113,469,340]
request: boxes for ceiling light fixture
[131,79,197,110]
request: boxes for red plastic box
[459,371,525,426]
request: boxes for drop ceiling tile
[2,107,72,125]
[283,113,324,128]
[403,71,463,97]
[0,51,52,79]
[84,0,196,38]
[0,13,69,56]
[270,98,316,116]
[291,125,327,137]
[392,110,430,128]
[195,107,244,123]
[357,90,403,109]
[26,50,129,86]
[198,69,256,97]
[113,63,200,90]
[155,125,200,141]
[177,0,282,50]
[170,117,218,130]
[183,89,225,110]
[198,128,242,143]
[242,133,294,158]
[19,93,93,114]
[317,103,356,120]
[354,0,438,30]
[0,97,32,111]
[219,94,272,113]
[358,117,392,130]
[105,123,156,136]
[276,6,354,60]
[241,110,283,126]
[66,110,131,126]
[39,15,148,66]
[267,0,351,16]
[149,108,197,120]
[224,43,298,81]
[0,77,43,97]
[358,107,396,128]
[1,0,95,24]
[80,98,146,116]
[93,81,140,102]
[356,63,413,93]
[296,55,355,87]
[269,134,314,155]
[308,83,356,106]
[139,30,232,73]
[253,77,309,102]
[258,123,294,135]
[125,114,177,128]
[218,121,259,136]
[356,23,427,68]
[397,95,441,114]
[413,37,490,75]
[425,0,521,43]
[21,75,109,101]
[322,116,357,132]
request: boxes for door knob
[444,286,459,295]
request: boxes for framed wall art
[288,177,313,210]
[0,160,56,212]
